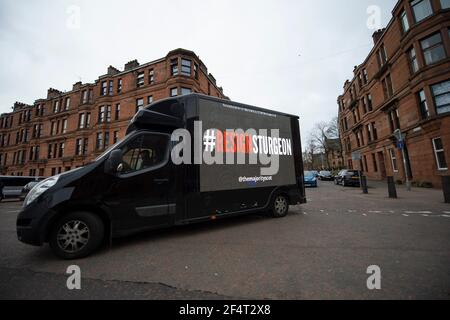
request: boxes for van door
[104,132,174,232]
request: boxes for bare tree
[307,117,341,169]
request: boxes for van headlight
[24,175,60,207]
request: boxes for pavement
[0,181,449,300]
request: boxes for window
[382,74,394,99]
[137,72,144,87]
[86,112,91,127]
[181,87,192,95]
[115,104,120,120]
[104,105,111,123]
[62,119,68,134]
[421,33,446,65]
[83,138,88,155]
[76,138,82,155]
[113,131,119,143]
[171,58,178,76]
[181,59,191,76]
[411,0,433,23]
[170,87,178,97]
[408,47,419,73]
[136,98,144,113]
[388,109,401,132]
[431,80,450,114]
[367,94,373,111]
[432,138,448,170]
[119,133,169,174]
[82,90,88,103]
[367,124,373,142]
[441,0,450,9]
[50,122,56,135]
[104,132,110,149]
[65,97,70,110]
[149,69,154,84]
[53,100,59,113]
[170,59,178,76]
[372,122,378,140]
[77,138,89,156]
[363,155,368,173]
[363,69,368,84]
[118,79,122,93]
[109,80,113,95]
[372,154,378,172]
[418,89,430,118]
[194,63,199,79]
[98,106,106,123]
[101,81,108,96]
[47,143,53,159]
[400,9,410,33]
[389,149,399,172]
[58,143,65,158]
[377,44,388,67]
[147,96,153,105]
[96,133,104,150]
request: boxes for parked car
[0,176,43,201]
[311,170,319,178]
[19,181,41,201]
[318,171,333,181]
[334,170,360,187]
[304,171,318,188]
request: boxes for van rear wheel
[271,194,289,218]
[49,211,104,260]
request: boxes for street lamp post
[394,129,411,191]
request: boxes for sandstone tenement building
[338,0,450,188]
[0,49,227,177]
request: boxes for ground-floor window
[389,149,398,172]
[432,137,448,170]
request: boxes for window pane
[401,10,409,32]
[120,134,169,173]
[437,152,448,169]
[434,138,443,150]
[441,0,450,9]
[423,46,446,65]
[181,87,192,95]
[432,80,450,96]
[421,33,442,50]
[411,0,433,22]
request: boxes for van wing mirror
[105,149,123,174]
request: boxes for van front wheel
[271,194,289,218]
[49,211,104,260]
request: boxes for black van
[17,94,306,259]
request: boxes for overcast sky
[0,0,397,147]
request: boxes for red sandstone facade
[338,0,450,188]
[0,49,227,177]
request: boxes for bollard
[387,176,397,199]
[361,176,368,194]
[442,176,450,204]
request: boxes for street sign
[397,140,405,150]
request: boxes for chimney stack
[372,28,386,45]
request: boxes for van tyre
[271,194,289,218]
[49,211,104,260]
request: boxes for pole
[401,146,411,191]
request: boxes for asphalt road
[0,181,449,300]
